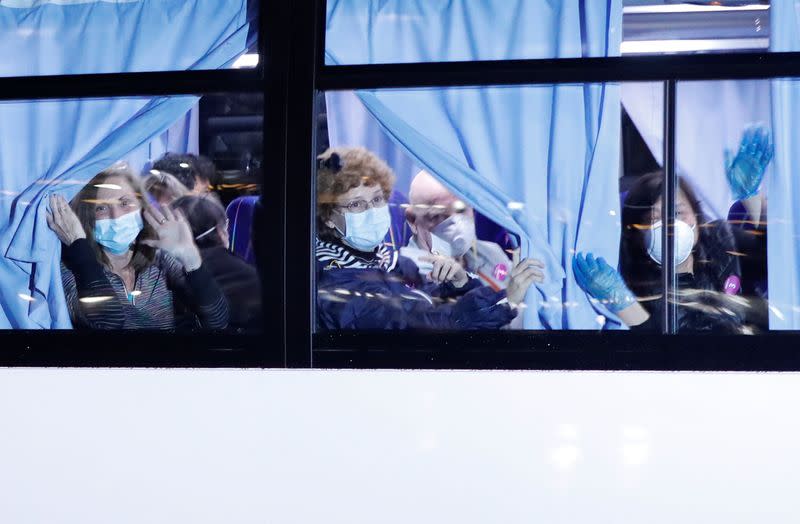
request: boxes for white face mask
[645,219,696,266]
[336,205,391,252]
[429,213,476,257]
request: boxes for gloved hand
[572,252,636,313]
[724,124,774,201]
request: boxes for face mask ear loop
[195,226,217,241]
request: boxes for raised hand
[572,252,635,313]
[46,194,86,246]
[725,124,774,200]
[141,205,202,271]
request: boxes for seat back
[226,195,259,264]
[385,190,412,250]
[474,212,518,253]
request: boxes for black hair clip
[319,152,342,173]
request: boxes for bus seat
[226,195,258,265]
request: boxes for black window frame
[0,0,282,368]
[1,1,799,370]
[298,1,800,371]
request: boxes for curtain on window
[769,0,800,329]
[326,0,623,329]
[125,106,201,175]
[0,0,248,328]
[621,81,770,220]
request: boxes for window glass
[325,1,769,66]
[623,1,769,55]
[0,92,262,333]
[0,0,258,77]
[674,79,771,334]
[314,83,664,332]
[325,0,620,65]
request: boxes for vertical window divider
[284,0,322,367]
[662,79,678,334]
[260,0,290,366]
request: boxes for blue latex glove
[572,252,636,313]
[724,124,774,200]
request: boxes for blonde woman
[47,165,228,330]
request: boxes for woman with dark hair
[573,126,772,332]
[172,195,262,332]
[47,165,229,330]
[152,153,216,194]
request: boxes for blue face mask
[94,211,144,255]
[337,205,391,252]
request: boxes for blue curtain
[769,0,800,329]
[622,81,771,220]
[124,104,200,175]
[326,0,623,329]
[0,0,248,328]
[327,91,421,194]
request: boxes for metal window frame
[300,1,800,372]
[0,0,282,368]
[1,1,799,370]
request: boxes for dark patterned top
[61,239,229,330]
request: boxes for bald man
[401,170,543,293]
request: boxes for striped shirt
[316,238,398,271]
[61,239,229,330]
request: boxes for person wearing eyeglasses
[572,125,772,333]
[315,147,542,330]
[47,164,229,330]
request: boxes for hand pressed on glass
[142,206,202,272]
[724,124,773,201]
[572,252,635,313]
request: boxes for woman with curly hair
[315,147,542,330]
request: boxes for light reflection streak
[79,296,114,304]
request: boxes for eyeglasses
[336,194,387,214]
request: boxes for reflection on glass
[1,1,256,78]
[615,171,759,333]
[316,80,785,334]
[622,2,769,56]
[326,1,770,66]
[0,93,262,331]
[315,147,537,331]
[671,121,771,333]
[318,84,662,331]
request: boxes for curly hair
[316,147,395,240]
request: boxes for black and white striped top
[61,239,229,330]
[315,238,398,272]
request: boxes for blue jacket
[315,239,516,330]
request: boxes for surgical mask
[429,213,476,257]
[645,219,696,266]
[94,211,144,255]
[337,205,391,252]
